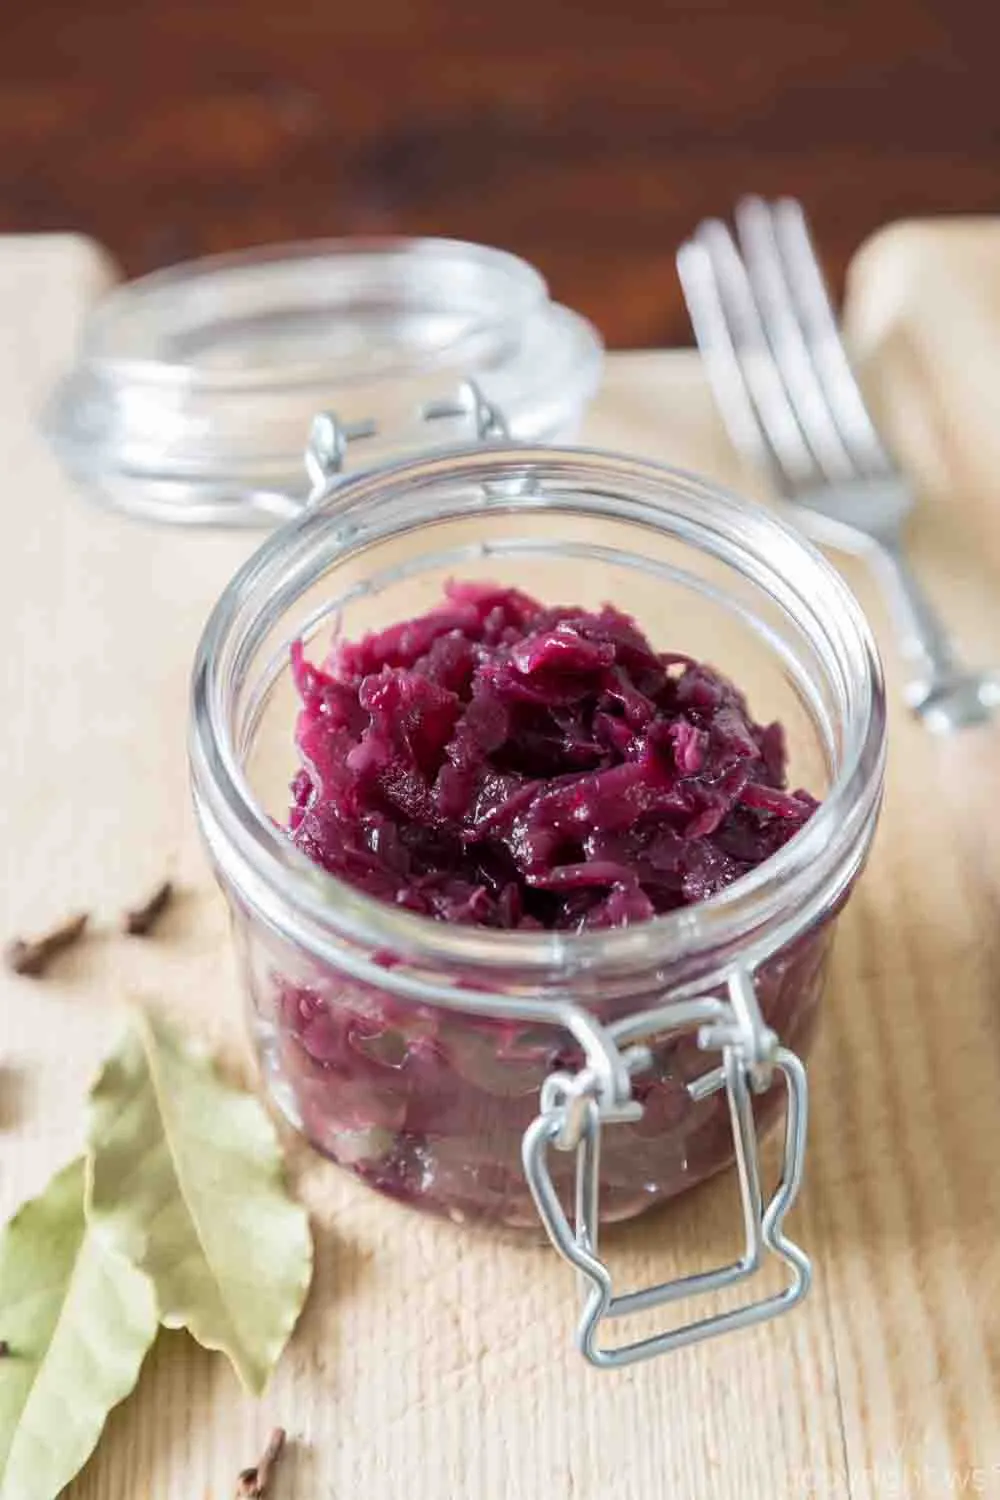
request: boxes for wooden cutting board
[1,230,998,1500]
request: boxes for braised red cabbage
[286,582,817,927]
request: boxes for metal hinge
[303,378,511,504]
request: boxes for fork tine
[771,198,895,476]
[675,238,775,476]
[734,195,857,485]
[687,219,820,492]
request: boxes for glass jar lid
[47,237,604,526]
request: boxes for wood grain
[1,230,999,1499]
[3,1,1000,346]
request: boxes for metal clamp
[301,379,511,510]
[422,379,511,441]
[304,413,379,501]
[521,971,811,1368]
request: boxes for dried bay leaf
[0,1158,157,1500]
[87,1009,313,1394]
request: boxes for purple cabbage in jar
[266,582,825,1226]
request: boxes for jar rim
[190,444,886,985]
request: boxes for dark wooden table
[3,0,995,347]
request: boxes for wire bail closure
[303,379,511,505]
[521,969,811,1368]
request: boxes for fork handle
[871,539,999,731]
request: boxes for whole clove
[237,1429,287,1498]
[123,880,174,937]
[4,913,89,977]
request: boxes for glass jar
[190,441,885,1365]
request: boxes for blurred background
[2,0,995,348]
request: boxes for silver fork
[677,194,1000,733]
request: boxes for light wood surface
[1,230,998,1500]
